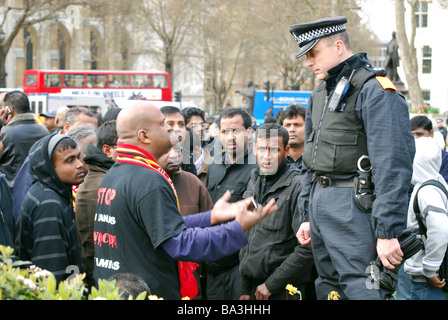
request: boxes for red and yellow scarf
[116,143,198,299]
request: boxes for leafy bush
[0,245,154,300]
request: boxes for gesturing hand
[235,197,277,231]
[210,190,277,230]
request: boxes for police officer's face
[305,38,343,80]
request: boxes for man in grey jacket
[397,137,448,300]
[239,123,315,300]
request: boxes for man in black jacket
[0,91,49,190]
[205,108,257,300]
[239,123,315,300]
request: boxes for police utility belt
[312,155,376,212]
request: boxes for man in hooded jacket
[17,133,85,282]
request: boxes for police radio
[328,69,356,112]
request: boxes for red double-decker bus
[23,69,173,101]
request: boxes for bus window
[152,75,168,88]
[86,74,107,87]
[110,74,130,88]
[45,74,62,87]
[131,75,151,88]
[25,74,37,86]
[64,74,85,87]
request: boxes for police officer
[291,16,415,299]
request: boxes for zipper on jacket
[0,209,5,224]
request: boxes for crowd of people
[0,15,448,301]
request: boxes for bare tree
[199,0,254,112]
[133,0,201,88]
[395,0,424,110]
[0,0,88,87]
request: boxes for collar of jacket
[325,52,370,92]
[251,159,298,203]
[8,113,37,126]
[254,158,290,182]
[83,143,115,169]
[220,147,255,167]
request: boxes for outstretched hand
[210,190,239,225]
[235,197,277,231]
[210,190,277,230]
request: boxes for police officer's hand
[296,222,311,246]
[377,238,403,270]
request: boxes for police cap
[290,16,348,59]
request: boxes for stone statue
[385,31,400,83]
[236,80,255,116]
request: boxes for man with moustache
[205,108,258,300]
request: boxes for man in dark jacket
[75,120,117,289]
[17,133,86,282]
[0,90,49,190]
[239,123,315,300]
[205,108,258,300]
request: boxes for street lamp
[0,29,5,88]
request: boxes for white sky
[358,0,396,42]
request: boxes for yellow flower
[328,291,340,300]
[285,284,298,296]
[182,296,191,300]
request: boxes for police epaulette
[375,76,397,92]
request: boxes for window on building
[24,27,33,70]
[415,1,428,28]
[422,91,431,104]
[422,45,432,74]
[58,28,67,70]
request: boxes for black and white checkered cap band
[292,24,346,47]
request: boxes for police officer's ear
[335,39,345,56]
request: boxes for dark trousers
[309,183,391,300]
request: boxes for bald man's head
[117,102,172,160]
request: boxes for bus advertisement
[22,69,173,101]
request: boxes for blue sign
[253,90,311,124]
